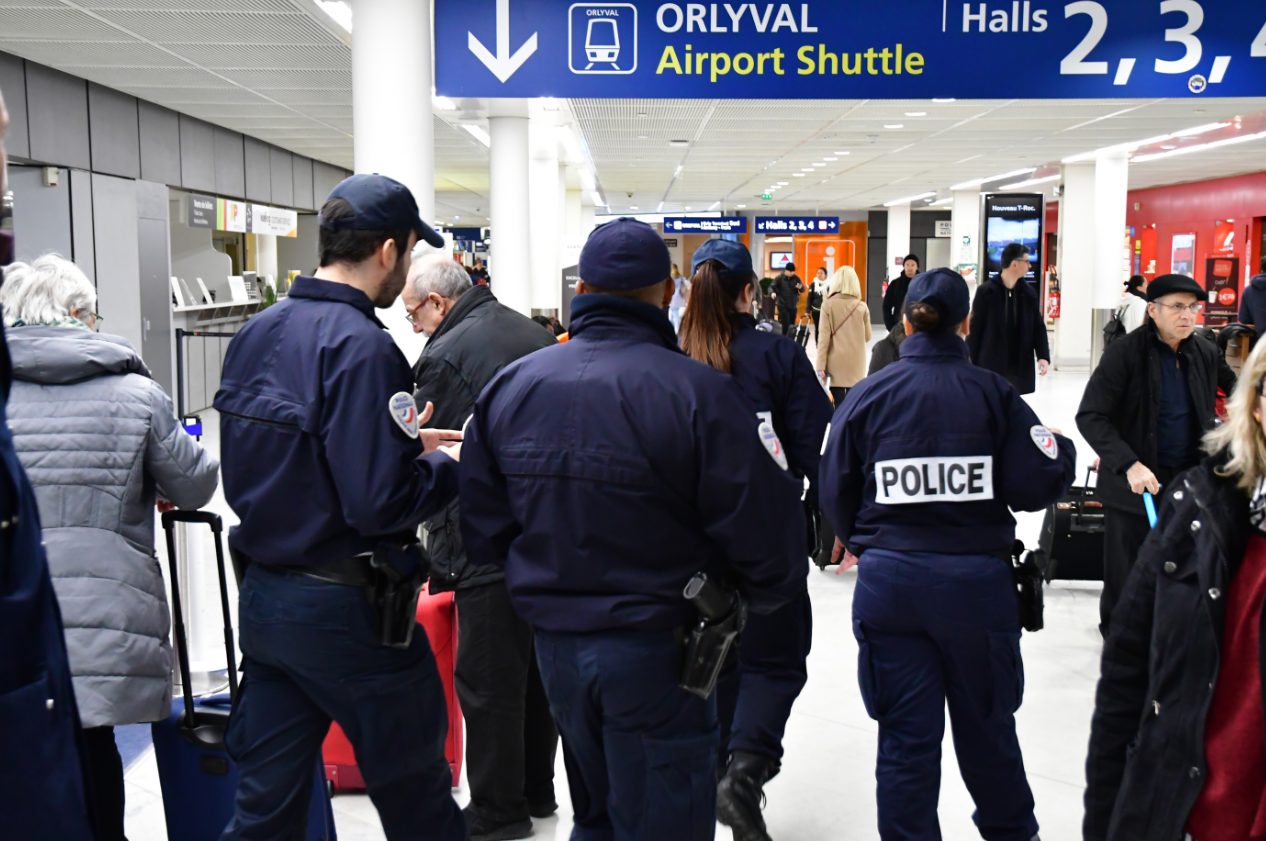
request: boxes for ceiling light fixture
[1132,130,1266,163]
[1172,121,1232,138]
[629,206,639,211]
[905,111,927,117]
[929,197,954,206]
[737,204,747,209]
[314,0,353,32]
[823,157,838,162]
[834,150,851,156]
[811,162,825,167]
[884,123,905,129]
[997,174,1061,190]
[777,181,789,186]
[949,167,1035,191]
[792,173,806,177]
[932,98,956,103]
[1063,121,1233,163]
[883,191,936,207]
[461,124,491,147]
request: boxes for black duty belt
[257,554,373,588]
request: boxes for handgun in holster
[679,572,747,699]
[368,539,429,649]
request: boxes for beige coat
[816,293,872,388]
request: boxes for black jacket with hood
[412,285,557,591]
[1238,271,1266,337]
[1084,456,1256,841]
[967,276,1050,395]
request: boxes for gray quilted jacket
[6,327,219,728]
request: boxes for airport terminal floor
[114,339,1102,841]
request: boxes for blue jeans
[221,564,465,841]
[852,549,1037,841]
[534,629,718,841]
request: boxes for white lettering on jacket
[874,456,994,505]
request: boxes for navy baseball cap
[320,174,444,249]
[579,218,671,290]
[691,238,754,280]
[905,268,970,326]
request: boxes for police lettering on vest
[874,456,994,505]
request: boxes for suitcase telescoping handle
[161,510,239,732]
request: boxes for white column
[886,204,912,280]
[350,0,434,363]
[253,234,278,286]
[1093,151,1130,310]
[489,105,532,316]
[528,114,561,314]
[951,189,981,294]
[1056,162,1097,370]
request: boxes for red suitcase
[323,583,464,790]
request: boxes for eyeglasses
[404,300,426,326]
[1154,301,1204,315]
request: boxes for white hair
[408,253,472,301]
[1,254,97,327]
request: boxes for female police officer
[819,268,1074,841]
[678,239,833,841]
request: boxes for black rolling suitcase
[151,510,336,841]
[1034,469,1105,581]
[792,314,812,348]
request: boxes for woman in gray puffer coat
[0,254,218,841]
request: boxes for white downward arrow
[468,0,538,84]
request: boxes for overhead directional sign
[663,216,748,234]
[436,0,1266,98]
[756,216,839,234]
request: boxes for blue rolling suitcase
[151,510,336,841]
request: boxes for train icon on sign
[569,4,637,75]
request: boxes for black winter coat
[867,322,905,375]
[1084,458,1256,841]
[881,274,911,330]
[1239,272,1266,337]
[967,277,1050,395]
[774,273,803,310]
[412,285,557,591]
[1076,323,1236,515]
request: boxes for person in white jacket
[1120,274,1149,333]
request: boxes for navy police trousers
[221,565,465,841]
[716,585,812,771]
[534,629,718,841]
[852,550,1038,841]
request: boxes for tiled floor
[124,330,1105,840]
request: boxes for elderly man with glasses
[1078,273,1238,636]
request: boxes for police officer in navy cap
[214,174,466,841]
[678,237,832,841]
[820,268,1075,841]
[460,218,806,841]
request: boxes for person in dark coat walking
[404,254,559,841]
[880,254,919,331]
[0,86,96,840]
[1077,274,1237,635]
[1238,256,1266,338]
[868,322,906,375]
[967,243,1050,395]
[1084,340,1266,841]
[773,263,804,336]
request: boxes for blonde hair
[826,265,861,298]
[1205,338,1266,493]
[0,254,97,327]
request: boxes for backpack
[1102,307,1127,348]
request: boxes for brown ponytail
[906,301,944,333]
[679,260,751,373]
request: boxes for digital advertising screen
[769,251,794,270]
[983,194,1044,286]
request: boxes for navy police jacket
[819,330,1075,556]
[214,277,457,568]
[728,313,833,506]
[459,295,805,633]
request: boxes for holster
[367,539,429,649]
[679,572,747,699]
[1011,540,1045,633]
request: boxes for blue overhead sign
[436,0,1266,98]
[756,216,839,234]
[663,216,748,234]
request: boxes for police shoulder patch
[758,418,789,471]
[389,392,420,439]
[1030,425,1058,460]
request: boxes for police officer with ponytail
[679,239,832,841]
[819,269,1074,841]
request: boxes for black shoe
[716,751,775,841]
[462,806,533,841]
[528,798,558,819]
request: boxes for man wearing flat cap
[459,218,805,839]
[215,174,466,839]
[1078,273,1237,634]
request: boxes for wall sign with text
[436,0,1266,98]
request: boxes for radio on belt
[874,456,995,505]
